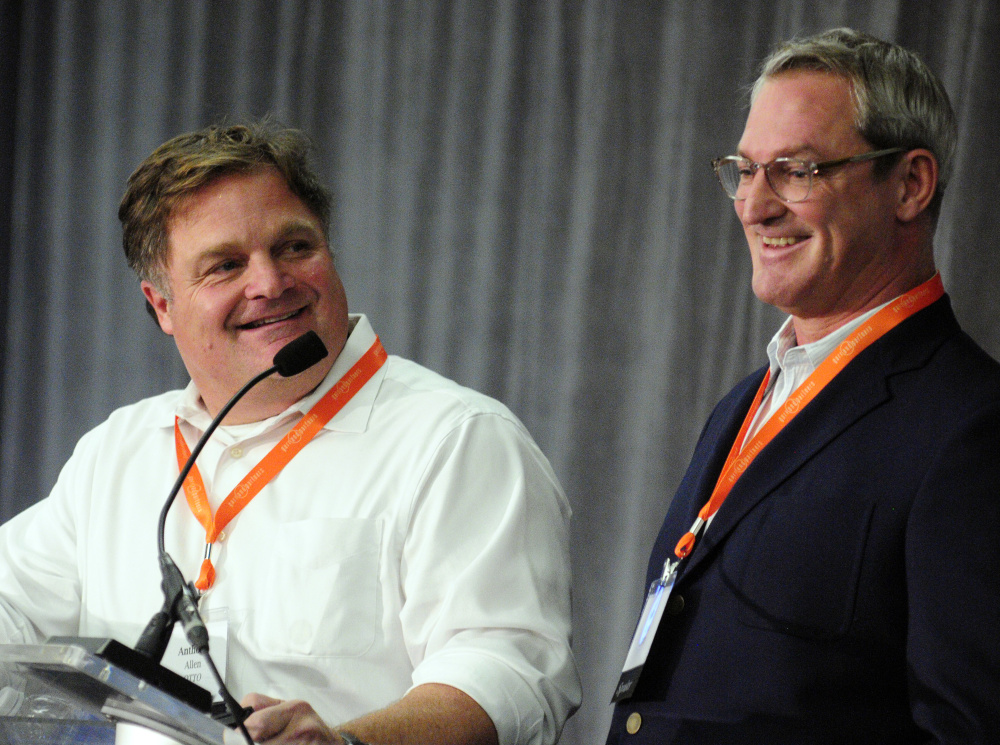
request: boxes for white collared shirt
[0,315,580,745]
[745,300,893,446]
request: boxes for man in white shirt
[607,28,1000,743]
[0,121,581,745]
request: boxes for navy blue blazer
[607,297,1000,744]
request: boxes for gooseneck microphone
[272,329,329,377]
[133,330,328,740]
[135,330,329,661]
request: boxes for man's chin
[751,272,805,313]
[239,323,316,358]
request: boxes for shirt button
[626,712,642,735]
[230,446,243,459]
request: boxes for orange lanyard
[175,337,388,590]
[674,274,945,560]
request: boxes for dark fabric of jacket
[607,296,1000,745]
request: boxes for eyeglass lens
[716,158,813,202]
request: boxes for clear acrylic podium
[0,640,228,745]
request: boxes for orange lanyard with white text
[175,337,388,590]
[673,274,945,562]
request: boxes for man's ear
[141,280,174,335]
[896,148,938,223]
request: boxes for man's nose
[737,168,786,226]
[245,255,294,298]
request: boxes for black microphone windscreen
[272,331,329,377]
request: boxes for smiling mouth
[761,236,804,247]
[238,307,305,330]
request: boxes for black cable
[203,647,254,745]
[156,365,278,556]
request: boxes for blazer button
[625,712,642,735]
[666,593,685,616]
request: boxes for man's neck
[792,310,875,347]
[791,264,937,346]
[204,360,335,425]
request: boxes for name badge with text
[612,560,678,703]
[162,613,230,700]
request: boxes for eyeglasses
[711,147,907,203]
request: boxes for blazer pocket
[727,494,875,640]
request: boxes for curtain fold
[2,2,998,742]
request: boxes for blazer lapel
[677,297,957,579]
[648,372,763,584]
[680,379,763,529]
[681,363,886,574]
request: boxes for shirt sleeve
[0,426,94,642]
[397,411,581,745]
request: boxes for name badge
[612,560,678,702]
[161,612,229,700]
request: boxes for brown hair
[119,120,332,292]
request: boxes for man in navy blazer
[607,28,1000,744]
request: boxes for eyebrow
[183,218,326,271]
[272,218,325,241]
[194,219,324,256]
[736,146,824,161]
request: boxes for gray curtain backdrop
[2,1,998,742]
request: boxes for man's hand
[228,693,340,744]
[221,683,497,745]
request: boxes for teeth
[243,310,299,329]
[762,236,799,247]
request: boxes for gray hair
[751,28,956,218]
